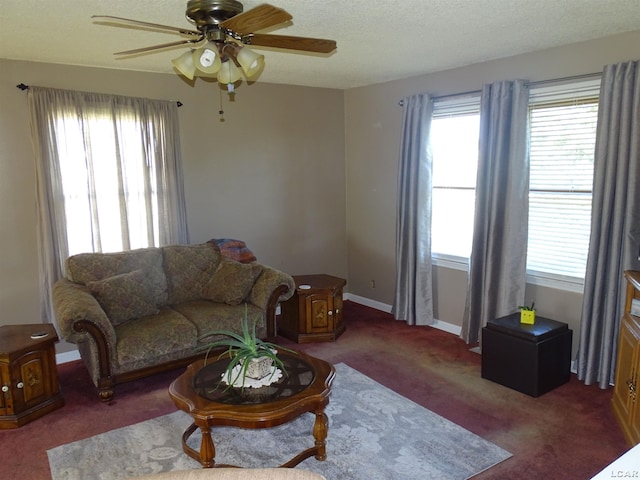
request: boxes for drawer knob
[1,385,8,393]
[16,382,24,389]
[328,310,333,316]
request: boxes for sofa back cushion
[87,269,160,326]
[65,247,168,306]
[162,243,221,305]
[202,258,263,305]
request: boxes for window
[58,113,161,256]
[526,80,600,287]
[429,79,600,290]
[430,96,480,261]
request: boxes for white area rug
[48,363,511,479]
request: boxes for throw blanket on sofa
[209,238,257,264]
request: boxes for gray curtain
[28,86,190,324]
[461,80,530,343]
[392,93,435,326]
[577,60,640,388]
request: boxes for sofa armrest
[248,266,295,339]
[52,279,117,360]
[248,266,295,310]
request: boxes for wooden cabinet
[0,324,64,429]
[279,274,346,343]
[612,271,640,446]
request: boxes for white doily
[220,365,283,388]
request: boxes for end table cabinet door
[333,289,344,334]
[0,368,9,416]
[305,293,334,334]
[1,349,54,416]
[305,289,343,335]
[15,350,53,411]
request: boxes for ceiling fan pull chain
[219,88,225,122]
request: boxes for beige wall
[0,59,346,353]
[345,31,640,355]
[2,30,639,359]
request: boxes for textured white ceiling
[1,0,640,89]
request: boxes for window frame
[429,79,601,293]
[525,79,600,293]
[430,94,481,266]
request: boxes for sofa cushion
[163,243,221,305]
[202,258,263,305]
[87,270,159,326]
[65,247,168,306]
[114,308,198,367]
[173,300,265,339]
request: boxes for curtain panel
[27,86,189,324]
[577,60,640,388]
[461,80,530,344]
[392,93,435,326]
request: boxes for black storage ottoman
[481,313,572,397]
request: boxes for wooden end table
[0,324,64,428]
[169,350,335,468]
[279,274,347,343]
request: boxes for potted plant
[197,304,295,388]
[518,301,536,325]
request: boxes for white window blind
[526,80,600,284]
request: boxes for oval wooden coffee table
[169,349,335,468]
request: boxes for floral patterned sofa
[52,242,295,401]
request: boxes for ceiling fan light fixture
[217,59,242,84]
[94,1,336,96]
[171,50,198,80]
[236,46,264,78]
[192,42,222,74]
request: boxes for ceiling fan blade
[220,4,292,35]
[114,39,201,56]
[92,15,201,37]
[247,34,336,54]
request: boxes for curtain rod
[398,71,602,106]
[16,83,183,107]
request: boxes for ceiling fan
[92,0,337,91]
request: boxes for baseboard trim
[56,349,80,365]
[344,293,462,336]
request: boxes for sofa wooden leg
[98,378,115,402]
[98,387,114,402]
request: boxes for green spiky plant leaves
[197,303,295,389]
[518,301,535,311]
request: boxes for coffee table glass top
[192,352,315,405]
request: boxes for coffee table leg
[313,410,328,461]
[199,425,216,468]
[182,423,217,468]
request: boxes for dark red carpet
[0,301,630,479]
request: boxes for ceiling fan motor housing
[186,0,243,28]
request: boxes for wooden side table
[279,274,347,343]
[0,324,64,428]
